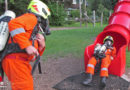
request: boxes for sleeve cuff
[38,47,45,56]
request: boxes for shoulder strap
[30,24,39,46]
[0,16,11,22]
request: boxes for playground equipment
[84,0,130,77]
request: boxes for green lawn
[51,22,107,28]
[43,25,130,67]
[126,49,130,67]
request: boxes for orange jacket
[86,46,116,77]
[105,47,116,59]
[8,13,44,61]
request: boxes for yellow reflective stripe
[10,28,25,37]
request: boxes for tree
[71,10,80,18]
[97,4,104,16]
[91,0,102,11]
[0,0,30,15]
[48,2,67,26]
[90,0,118,11]
[103,0,118,10]
[64,0,73,8]
[0,0,15,10]
[0,0,14,3]
[111,0,118,9]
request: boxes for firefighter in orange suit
[2,0,50,90]
[82,36,116,88]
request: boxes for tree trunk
[109,11,112,17]
[79,0,82,27]
[93,10,95,27]
[101,12,103,27]
[84,0,88,27]
[5,0,8,11]
[56,1,59,15]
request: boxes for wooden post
[56,1,59,15]
[79,0,82,27]
[93,10,95,27]
[109,11,112,17]
[101,12,103,27]
[5,0,8,11]
[84,0,88,27]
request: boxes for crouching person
[82,36,116,88]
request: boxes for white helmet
[4,10,16,19]
[28,0,51,19]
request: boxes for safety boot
[82,73,92,86]
[100,77,107,88]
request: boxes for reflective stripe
[101,68,108,71]
[10,28,25,37]
[87,64,94,68]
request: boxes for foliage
[96,4,109,23]
[110,0,118,9]
[0,3,5,15]
[48,2,67,26]
[0,0,67,26]
[96,4,104,16]
[70,10,80,19]
[0,0,119,26]
[102,0,118,10]
[86,8,92,16]
[91,0,102,11]
[0,0,29,15]
[64,0,72,8]
[41,0,48,4]
[103,8,109,23]
[0,0,14,3]
[91,0,118,11]
[102,0,113,10]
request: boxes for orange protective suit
[86,47,116,77]
[2,13,45,90]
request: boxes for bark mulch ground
[2,55,130,90]
[53,72,130,90]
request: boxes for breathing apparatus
[0,10,16,51]
[94,36,114,60]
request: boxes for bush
[97,4,104,16]
[86,8,92,16]
[97,4,109,23]
[0,0,29,16]
[70,10,80,19]
[103,8,109,23]
[48,2,67,26]
[65,20,75,25]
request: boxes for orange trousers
[86,55,111,77]
[2,54,33,90]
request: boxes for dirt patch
[3,55,130,90]
[33,56,84,90]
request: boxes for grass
[43,24,130,67]
[51,22,107,28]
[43,25,104,59]
[126,49,130,67]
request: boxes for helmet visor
[38,17,51,35]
